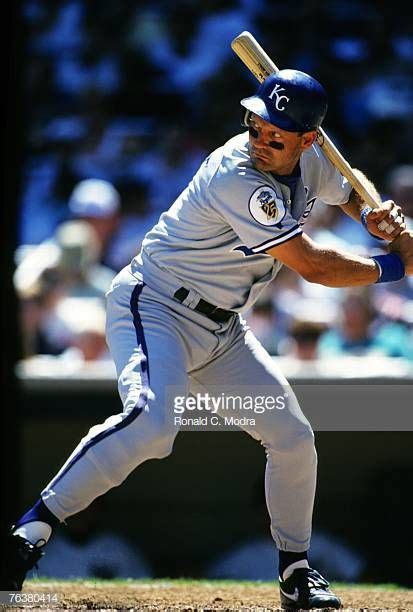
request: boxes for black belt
[174,287,235,323]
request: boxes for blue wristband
[371,253,405,283]
[360,206,385,241]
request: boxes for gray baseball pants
[42,261,317,552]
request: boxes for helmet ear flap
[241,109,252,128]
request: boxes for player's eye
[248,125,259,138]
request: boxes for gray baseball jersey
[138,131,351,311]
[39,129,351,557]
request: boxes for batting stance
[5,70,412,609]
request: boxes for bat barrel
[231,32,278,82]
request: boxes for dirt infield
[5,580,412,610]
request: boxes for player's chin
[251,154,272,171]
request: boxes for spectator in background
[54,219,114,297]
[276,298,334,361]
[319,288,375,356]
[287,320,327,361]
[44,295,109,364]
[15,219,112,358]
[244,291,279,356]
[246,289,330,362]
[17,264,68,357]
[318,287,413,359]
[69,318,108,362]
[68,178,120,268]
[16,218,115,302]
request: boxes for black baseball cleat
[1,533,45,591]
[279,566,341,610]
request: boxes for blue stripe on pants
[45,282,149,489]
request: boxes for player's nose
[253,133,270,148]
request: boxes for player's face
[248,113,316,175]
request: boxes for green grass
[26,578,410,591]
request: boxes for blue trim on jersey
[251,224,302,253]
[264,228,304,251]
[46,282,149,490]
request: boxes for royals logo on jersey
[248,186,286,226]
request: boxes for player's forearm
[302,245,380,287]
[340,194,365,221]
[268,234,380,287]
[340,169,381,220]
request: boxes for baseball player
[4,69,412,609]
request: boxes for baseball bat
[231,31,382,211]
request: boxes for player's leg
[5,270,188,589]
[40,280,186,519]
[189,320,340,608]
[190,322,316,554]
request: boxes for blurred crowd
[16,0,413,364]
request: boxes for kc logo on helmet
[268,84,290,111]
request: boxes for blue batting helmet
[240,69,328,132]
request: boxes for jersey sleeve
[209,170,302,254]
[312,144,352,206]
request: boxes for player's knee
[289,422,315,450]
[265,419,315,456]
[142,430,175,460]
[138,411,177,460]
[150,434,175,459]
[293,427,317,463]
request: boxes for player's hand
[366,200,406,241]
[389,229,413,275]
